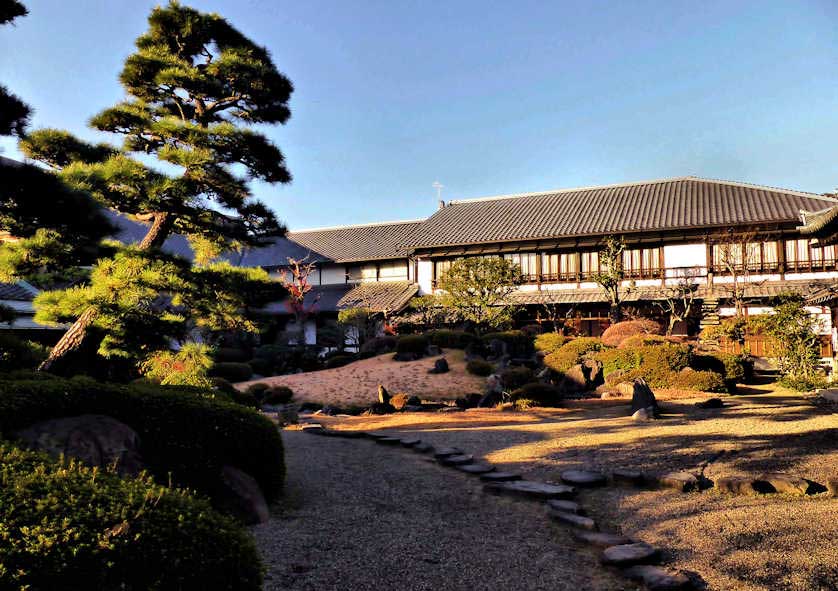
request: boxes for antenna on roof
[433,180,445,209]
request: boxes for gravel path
[252,431,627,591]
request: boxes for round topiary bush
[601,319,664,348]
[396,334,429,356]
[466,359,494,376]
[500,366,535,390]
[426,330,477,349]
[209,362,254,382]
[0,443,263,590]
[263,385,294,405]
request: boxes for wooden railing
[719,335,833,358]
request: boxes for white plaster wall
[785,271,838,281]
[539,283,580,291]
[664,243,706,268]
[417,259,434,294]
[713,274,782,284]
[321,264,346,285]
[378,260,409,282]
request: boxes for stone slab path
[252,431,627,591]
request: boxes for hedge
[0,334,47,372]
[210,361,254,382]
[544,337,604,373]
[500,366,535,390]
[324,354,356,369]
[396,334,429,355]
[0,443,262,590]
[481,330,534,357]
[426,330,477,349]
[0,376,284,504]
[466,359,494,376]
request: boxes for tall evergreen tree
[23,1,293,371]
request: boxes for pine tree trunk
[38,307,98,372]
[38,212,176,373]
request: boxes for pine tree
[24,1,293,371]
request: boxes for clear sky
[2,0,837,230]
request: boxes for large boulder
[219,465,270,524]
[559,364,588,393]
[14,414,144,476]
[428,357,449,374]
[487,338,508,360]
[630,378,658,416]
[377,384,391,405]
[582,359,604,388]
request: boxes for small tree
[338,307,374,350]
[712,231,765,319]
[654,270,699,335]
[591,236,626,324]
[437,257,522,334]
[537,291,575,334]
[756,294,822,384]
[407,294,445,329]
[280,257,321,346]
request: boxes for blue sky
[2,0,837,229]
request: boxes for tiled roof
[263,281,419,315]
[410,177,837,250]
[237,220,424,266]
[0,282,36,302]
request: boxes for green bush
[600,343,694,389]
[481,330,534,357]
[140,343,214,388]
[263,385,294,405]
[0,334,47,372]
[0,443,262,590]
[0,376,284,504]
[210,376,237,395]
[426,329,477,349]
[360,335,398,354]
[396,334,429,356]
[247,357,272,376]
[534,332,567,355]
[509,382,563,406]
[670,369,727,393]
[594,348,640,377]
[617,334,669,349]
[544,337,604,373]
[214,347,251,362]
[466,359,494,376]
[500,366,535,390]
[324,354,356,369]
[245,382,271,399]
[778,374,828,391]
[210,361,254,382]
[691,353,747,391]
[230,389,260,408]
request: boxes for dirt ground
[238,350,485,407]
[312,384,838,591]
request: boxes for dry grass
[316,383,838,591]
[238,350,485,408]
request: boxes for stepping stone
[602,542,660,567]
[375,436,402,445]
[433,447,463,458]
[561,469,607,487]
[828,477,838,497]
[549,510,597,530]
[400,438,421,447]
[484,481,577,500]
[439,454,474,466]
[457,463,495,475]
[715,477,757,495]
[546,499,582,514]
[571,530,633,548]
[301,424,325,434]
[623,565,691,590]
[365,432,392,439]
[658,472,698,492]
[753,473,810,495]
[612,469,645,485]
[413,442,434,453]
[480,471,521,482]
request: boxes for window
[785,239,838,271]
[434,259,453,284]
[580,251,599,278]
[542,252,578,281]
[503,253,538,282]
[713,241,779,273]
[622,247,662,278]
[378,261,407,281]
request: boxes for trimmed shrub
[263,385,294,405]
[141,343,214,387]
[691,353,748,391]
[534,332,568,355]
[0,334,47,372]
[230,389,260,408]
[670,369,727,393]
[324,354,356,369]
[397,334,429,356]
[509,383,563,406]
[0,376,285,504]
[601,343,693,389]
[617,334,669,349]
[594,348,640,377]
[466,359,494,376]
[500,366,535,390]
[214,347,251,362]
[544,337,604,373]
[210,376,237,395]
[247,357,272,376]
[245,382,271,399]
[0,443,262,590]
[601,319,663,348]
[481,330,534,357]
[360,335,398,355]
[209,361,253,382]
[426,329,477,349]
[778,374,828,392]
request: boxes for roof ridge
[445,176,835,205]
[290,218,426,234]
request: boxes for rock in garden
[484,480,577,500]
[600,390,623,399]
[601,542,660,566]
[559,364,588,393]
[428,357,450,374]
[301,423,326,434]
[658,472,698,492]
[561,469,607,487]
[615,381,635,396]
[364,402,395,415]
[632,407,655,422]
[612,469,645,485]
[480,471,522,482]
[753,473,811,495]
[400,438,421,447]
[403,405,424,412]
[630,378,658,416]
[14,414,144,476]
[457,463,495,475]
[818,389,838,403]
[433,447,463,458]
[582,358,604,388]
[828,477,838,497]
[365,431,392,439]
[547,499,582,514]
[549,510,597,530]
[413,442,434,453]
[426,344,442,357]
[390,393,410,410]
[439,454,474,466]
[623,565,691,590]
[571,530,633,548]
[377,384,391,404]
[715,476,757,495]
[219,465,269,525]
[374,436,402,445]
[695,398,724,409]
